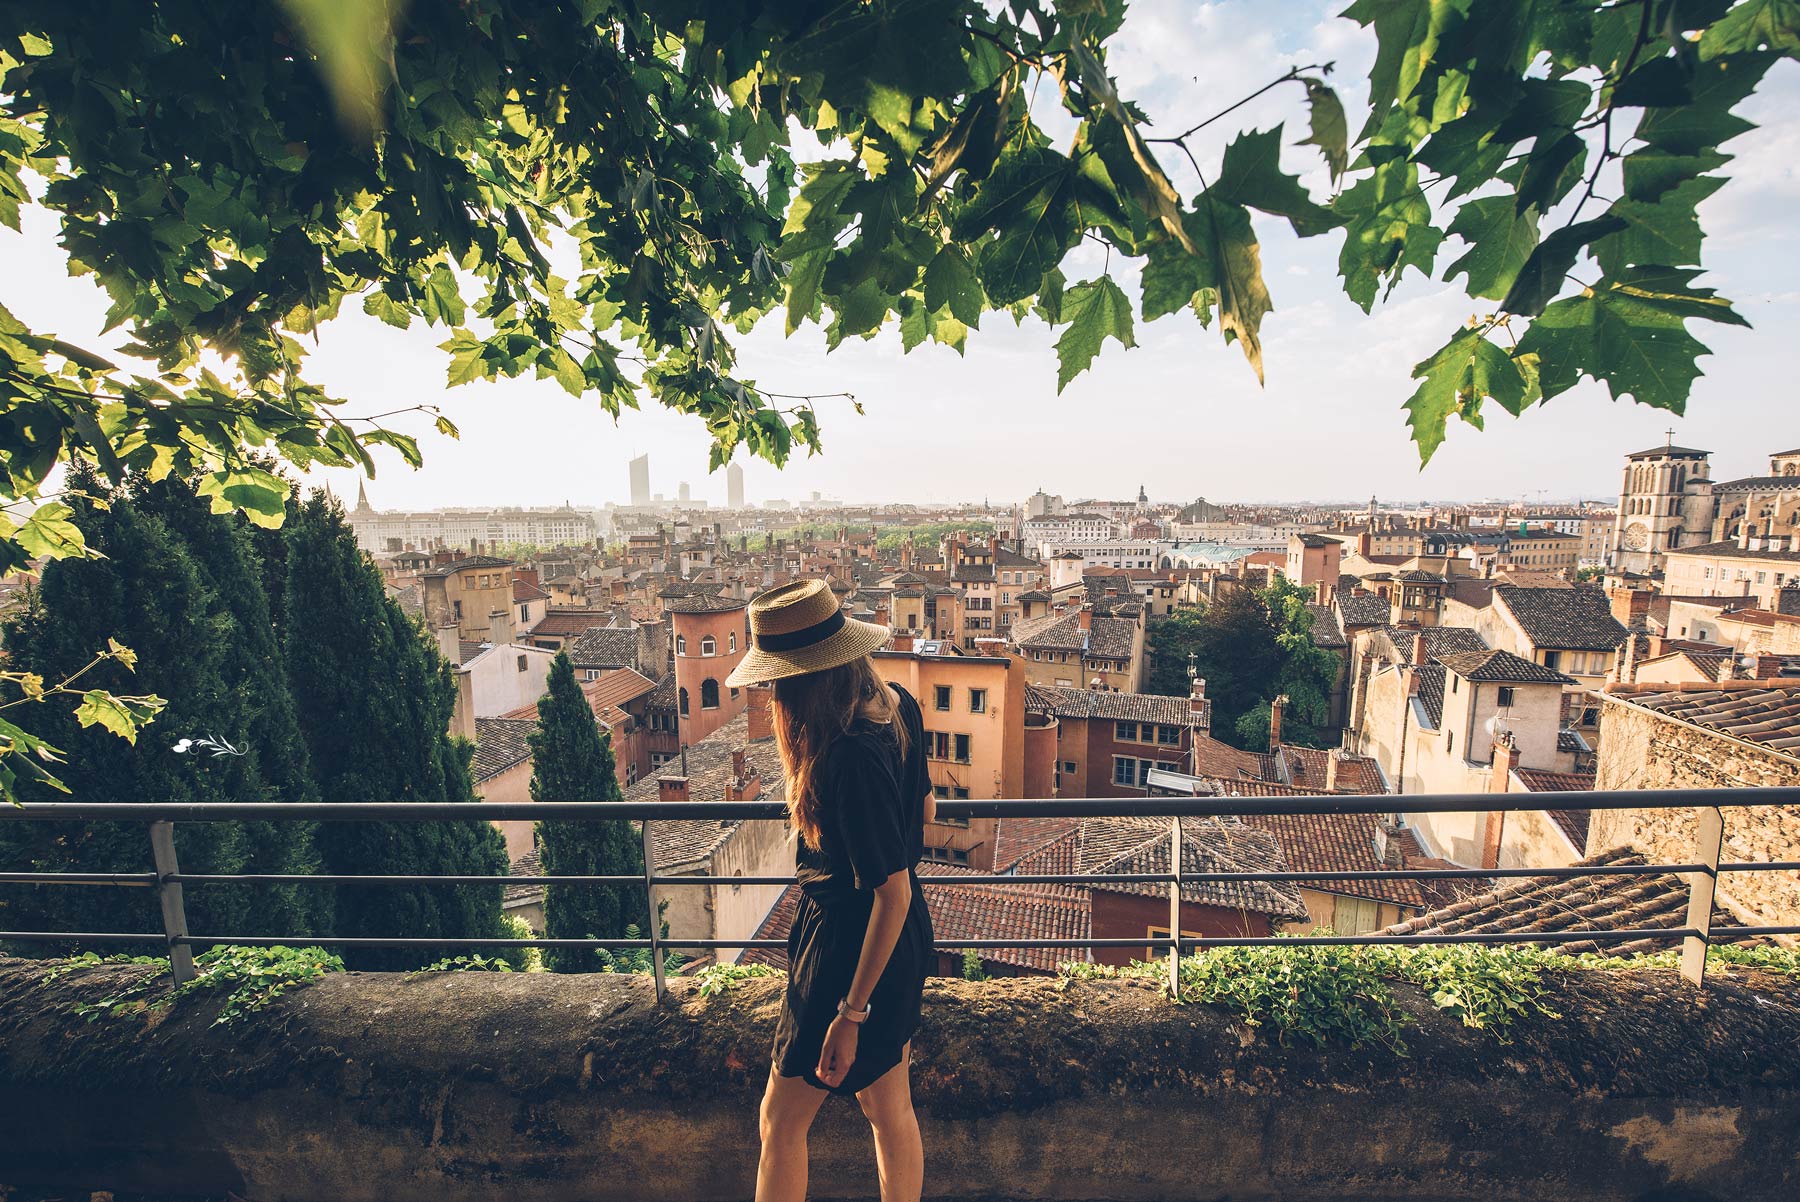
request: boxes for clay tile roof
[505,848,544,905]
[1609,682,1800,756]
[1416,663,1447,729]
[1434,647,1575,685]
[473,717,536,783]
[1013,817,1310,922]
[621,711,787,871]
[951,564,996,583]
[1025,686,1204,726]
[1241,811,1425,908]
[528,608,615,637]
[1085,616,1138,660]
[420,554,515,578]
[662,591,749,614]
[1336,592,1391,629]
[1495,586,1629,652]
[513,579,550,602]
[1306,603,1345,648]
[565,626,641,670]
[1379,847,1753,957]
[1011,610,1086,651]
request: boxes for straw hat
[725,578,891,687]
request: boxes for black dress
[772,682,934,1096]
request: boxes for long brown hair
[773,656,907,847]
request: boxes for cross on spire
[1665,427,1676,446]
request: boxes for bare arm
[815,868,912,1088]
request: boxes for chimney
[1189,676,1208,714]
[1076,606,1092,631]
[1490,731,1518,793]
[1324,748,1342,793]
[1411,631,1430,666]
[1371,821,1404,869]
[449,668,476,741]
[611,602,633,629]
[659,775,689,804]
[746,684,775,741]
[1268,693,1289,753]
[435,622,462,666]
[1754,652,1785,680]
[726,752,763,802]
[489,608,510,648]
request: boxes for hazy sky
[5,2,1797,512]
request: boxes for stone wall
[1593,695,1800,927]
[3,959,1799,1202]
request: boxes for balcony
[2,789,1799,1202]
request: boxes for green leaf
[784,249,829,336]
[73,690,166,744]
[1606,266,1750,328]
[1054,276,1136,392]
[1512,131,1586,215]
[1195,195,1273,383]
[1141,213,1216,322]
[923,246,985,327]
[1620,148,1732,204]
[1499,215,1627,317]
[362,290,411,329]
[14,502,92,560]
[196,466,290,528]
[420,264,466,328]
[1067,40,1199,257]
[1345,0,1464,134]
[1212,126,1341,237]
[275,0,404,137]
[1335,159,1444,312]
[1637,52,1774,154]
[1515,288,1714,410]
[1699,0,1800,58]
[1297,80,1349,183]
[1593,176,1726,275]
[967,149,1081,305]
[1442,197,1540,300]
[1403,327,1535,464]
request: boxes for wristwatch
[837,997,872,1024]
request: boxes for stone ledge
[1,958,1798,1201]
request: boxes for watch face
[1622,523,1649,551]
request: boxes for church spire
[355,479,371,511]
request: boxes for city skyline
[5,1,1797,513]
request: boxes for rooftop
[472,717,536,783]
[1605,681,1800,756]
[1025,684,1204,727]
[1434,648,1575,686]
[1495,586,1628,652]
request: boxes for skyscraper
[726,461,744,509]
[678,481,691,503]
[628,453,650,507]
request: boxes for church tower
[1612,436,1712,575]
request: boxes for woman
[725,578,934,1202]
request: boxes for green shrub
[43,945,343,1025]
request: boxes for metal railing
[3,787,1797,998]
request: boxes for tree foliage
[2,0,1794,790]
[280,491,509,970]
[1145,579,1338,751]
[528,651,647,973]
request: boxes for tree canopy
[3,0,1796,793]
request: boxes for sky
[4,1,1797,512]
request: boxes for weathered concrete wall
[1594,696,1800,926]
[3,959,1800,1201]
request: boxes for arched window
[701,635,717,656]
[676,634,687,655]
[701,678,720,709]
[729,631,737,652]
[678,687,689,716]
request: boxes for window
[1331,895,1381,936]
[676,634,687,655]
[1446,730,1454,755]
[517,654,529,673]
[1062,760,1077,775]
[585,669,601,681]
[1543,650,1562,671]
[934,685,952,710]
[701,678,720,709]
[1115,720,1139,742]
[729,631,737,652]
[929,731,950,760]
[730,686,740,700]
[701,635,717,656]
[1113,756,1137,787]
[953,733,971,763]
[1157,724,1181,745]
[519,604,530,623]
[678,687,690,716]
[1496,686,1515,707]
[969,688,987,714]
[452,600,464,620]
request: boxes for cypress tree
[280,492,508,970]
[0,474,255,949]
[131,475,324,936]
[528,652,646,973]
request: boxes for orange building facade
[670,596,750,746]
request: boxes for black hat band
[754,608,846,652]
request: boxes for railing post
[1681,806,1724,988]
[1167,815,1183,997]
[148,821,196,985]
[641,817,666,1001]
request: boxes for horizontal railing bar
[0,872,158,887]
[10,861,1792,893]
[11,926,1793,952]
[4,786,1796,823]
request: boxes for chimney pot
[658,775,690,804]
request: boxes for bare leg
[856,1043,923,1202]
[756,1067,829,1202]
